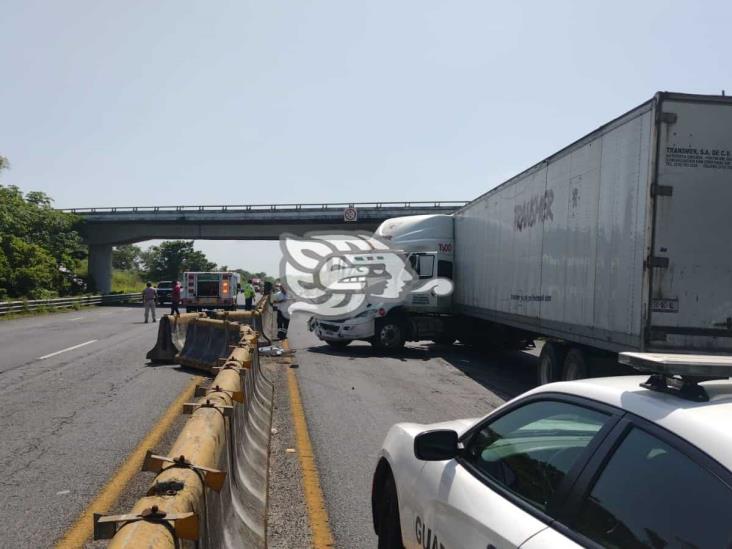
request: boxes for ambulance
[181,272,241,311]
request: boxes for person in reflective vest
[243,279,256,310]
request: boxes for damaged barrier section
[146,313,207,363]
[148,296,277,366]
[176,318,243,373]
[96,322,275,548]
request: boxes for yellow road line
[56,375,201,548]
[286,343,335,548]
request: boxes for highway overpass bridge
[65,201,467,293]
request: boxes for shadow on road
[306,340,539,402]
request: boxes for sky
[1,1,730,275]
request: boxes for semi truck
[182,271,241,311]
[312,92,732,383]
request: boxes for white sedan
[371,354,732,549]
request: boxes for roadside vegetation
[0,156,86,301]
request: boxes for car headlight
[354,309,373,319]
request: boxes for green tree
[1,236,57,298]
[113,244,143,271]
[142,241,216,281]
[0,182,85,299]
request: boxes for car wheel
[562,347,589,381]
[326,339,351,349]
[377,475,403,549]
[373,320,405,350]
[537,341,567,385]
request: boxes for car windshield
[157,282,172,289]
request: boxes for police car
[372,353,732,548]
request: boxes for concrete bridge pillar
[88,244,113,294]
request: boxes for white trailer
[455,92,732,382]
[311,92,732,383]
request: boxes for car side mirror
[414,429,459,461]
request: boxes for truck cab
[312,214,455,349]
[181,271,241,312]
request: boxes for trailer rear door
[649,95,732,352]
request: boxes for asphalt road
[287,314,540,549]
[0,305,197,548]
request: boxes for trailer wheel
[562,348,589,381]
[538,342,567,385]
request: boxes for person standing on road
[142,282,157,323]
[272,283,291,339]
[170,280,182,317]
[243,279,255,310]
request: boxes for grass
[112,270,146,293]
[0,269,144,321]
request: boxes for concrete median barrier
[146,313,206,364]
[175,318,242,373]
[258,297,277,344]
[97,323,275,548]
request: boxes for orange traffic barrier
[96,321,274,548]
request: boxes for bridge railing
[0,293,141,315]
[61,200,468,214]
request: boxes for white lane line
[69,317,83,321]
[38,340,98,360]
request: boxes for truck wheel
[326,340,351,349]
[373,320,405,350]
[538,342,567,385]
[562,348,589,381]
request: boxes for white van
[181,272,241,311]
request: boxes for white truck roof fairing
[374,214,453,251]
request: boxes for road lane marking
[286,341,335,548]
[38,340,98,360]
[55,375,201,549]
[69,317,83,321]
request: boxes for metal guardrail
[61,201,468,214]
[0,293,141,315]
